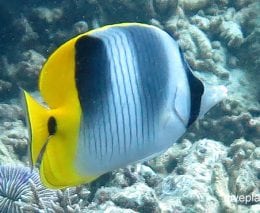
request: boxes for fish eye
[48,116,57,136]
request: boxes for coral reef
[51,139,257,212]
[187,107,260,146]
[0,80,12,101]
[73,21,89,35]
[179,0,211,12]
[0,0,259,212]
[33,7,63,24]
[213,138,260,212]
[0,0,259,99]
[224,139,259,198]
[0,165,56,213]
[93,182,160,212]
[0,165,93,213]
[0,103,28,163]
[2,50,45,90]
[154,139,227,213]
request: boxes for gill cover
[23,34,96,188]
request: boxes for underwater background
[0,0,259,212]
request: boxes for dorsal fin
[39,36,79,108]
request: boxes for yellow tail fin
[22,91,50,166]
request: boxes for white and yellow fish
[23,23,227,189]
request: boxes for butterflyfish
[22,23,227,189]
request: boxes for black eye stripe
[48,116,57,136]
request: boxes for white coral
[191,14,211,31]
[179,0,210,11]
[189,25,213,59]
[219,20,244,47]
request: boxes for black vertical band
[179,47,204,127]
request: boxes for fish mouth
[31,136,51,170]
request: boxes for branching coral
[49,186,91,212]
[212,163,236,213]
[0,0,259,212]
[218,20,244,48]
[11,50,45,89]
[179,0,211,11]
[33,7,63,24]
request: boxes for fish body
[23,23,227,188]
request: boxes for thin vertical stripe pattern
[75,24,201,176]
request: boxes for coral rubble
[0,0,259,212]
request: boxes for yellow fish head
[21,31,99,188]
[23,91,97,188]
